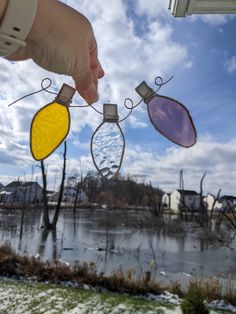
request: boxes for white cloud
[225,56,236,73]
[199,14,235,26]
[123,137,236,195]
[2,135,236,196]
[128,115,148,129]
[184,61,193,69]
[135,0,170,18]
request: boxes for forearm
[28,0,88,42]
[0,0,8,23]
[28,0,53,42]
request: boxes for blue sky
[0,0,236,195]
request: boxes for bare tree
[178,169,192,221]
[40,141,67,230]
[52,141,67,228]
[208,189,221,232]
[199,172,208,227]
[19,178,27,242]
[73,172,88,213]
[216,201,236,232]
[41,160,50,228]
[28,164,35,203]
[148,181,163,217]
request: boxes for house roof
[46,190,55,194]
[5,181,39,189]
[5,181,23,188]
[22,182,36,187]
[220,195,236,201]
[177,189,198,196]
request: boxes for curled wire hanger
[7,75,174,119]
[119,75,174,123]
[8,77,104,115]
[8,78,57,107]
[70,75,174,119]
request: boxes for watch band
[0,0,38,57]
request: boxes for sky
[0,0,236,195]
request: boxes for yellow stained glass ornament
[30,84,76,160]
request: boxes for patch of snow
[57,259,70,266]
[1,280,236,314]
[209,300,236,313]
[182,272,192,277]
[164,307,182,314]
[146,291,181,305]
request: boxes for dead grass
[199,277,236,305]
[0,243,235,305]
[133,216,185,235]
[0,243,164,296]
[180,278,236,306]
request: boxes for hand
[5,0,105,104]
[0,1,7,23]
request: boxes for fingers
[98,60,105,79]
[74,70,98,104]
[75,38,104,104]
[73,43,104,104]
[72,45,98,104]
[90,43,105,81]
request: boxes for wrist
[0,0,8,23]
[27,0,56,42]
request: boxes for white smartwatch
[0,0,38,57]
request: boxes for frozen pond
[0,207,236,288]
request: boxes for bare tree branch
[41,160,50,228]
[199,172,208,227]
[209,188,221,232]
[52,141,67,228]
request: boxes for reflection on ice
[0,208,236,290]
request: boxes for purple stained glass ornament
[147,95,196,147]
[135,81,197,148]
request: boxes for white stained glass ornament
[91,104,125,179]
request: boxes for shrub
[181,281,209,314]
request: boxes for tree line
[41,141,163,230]
[80,172,163,208]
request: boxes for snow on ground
[0,281,170,314]
[0,280,233,314]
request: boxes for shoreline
[0,243,235,310]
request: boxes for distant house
[170,189,200,213]
[46,190,55,200]
[0,181,43,203]
[162,193,171,209]
[0,191,13,203]
[49,185,88,204]
[203,194,236,212]
[219,195,236,211]
[203,193,222,211]
[0,183,4,190]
